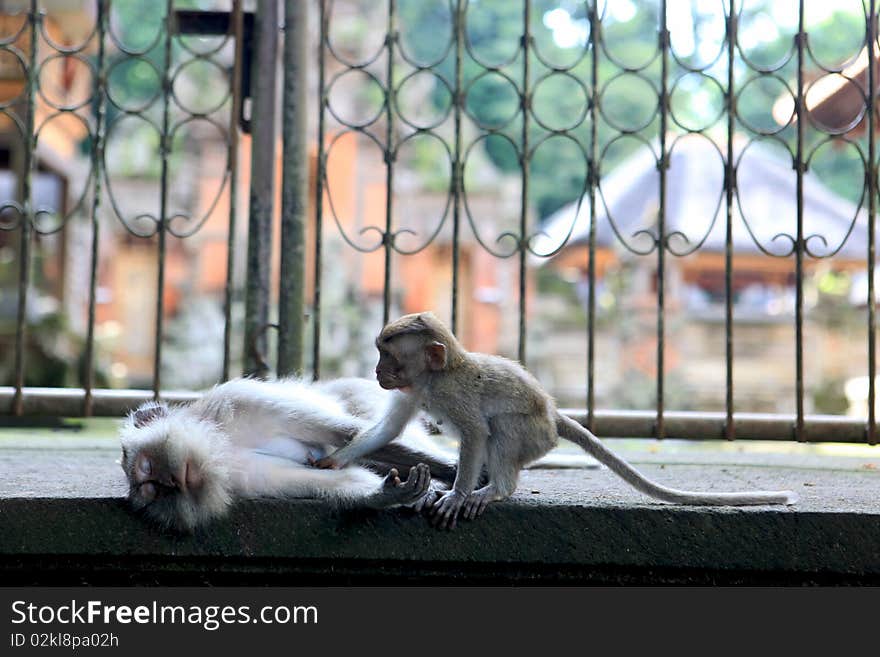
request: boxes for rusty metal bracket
[173,9,255,132]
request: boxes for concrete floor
[2,430,880,584]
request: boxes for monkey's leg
[238,453,428,508]
[362,444,456,513]
[368,439,491,488]
[363,444,453,513]
[461,437,520,520]
[461,416,534,521]
[367,443,457,484]
[431,423,488,530]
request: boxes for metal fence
[1,0,879,444]
[0,0,248,413]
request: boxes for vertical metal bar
[794,0,806,440]
[724,0,736,440]
[868,0,877,444]
[83,0,108,416]
[518,0,531,365]
[587,1,599,430]
[313,0,327,380]
[153,0,175,399]
[12,1,38,416]
[222,0,244,382]
[451,0,463,335]
[243,0,279,377]
[278,0,308,377]
[656,0,669,439]
[382,0,397,326]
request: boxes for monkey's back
[461,352,556,418]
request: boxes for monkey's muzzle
[132,452,200,498]
[376,373,400,390]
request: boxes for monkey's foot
[367,464,431,509]
[410,484,445,514]
[430,489,467,530]
[461,486,495,520]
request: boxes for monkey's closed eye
[136,454,152,477]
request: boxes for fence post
[277,0,308,377]
[243,0,279,377]
[11,1,38,416]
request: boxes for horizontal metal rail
[0,386,872,443]
[0,387,199,417]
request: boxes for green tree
[397,1,871,218]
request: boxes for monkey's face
[375,346,405,389]
[375,332,449,389]
[375,336,420,389]
[119,403,232,532]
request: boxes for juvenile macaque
[316,313,797,529]
[119,377,457,531]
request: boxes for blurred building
[0,3,526,388]
[535,135,872,412]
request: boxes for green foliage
[809,268,862,330]
[98,2,872,225]
[92,0,229,177]
[396,1,870,218]
[0,308,109,389]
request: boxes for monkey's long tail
[555,414,798,506]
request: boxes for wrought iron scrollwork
[315,0,880,442]
[1,0,243,412]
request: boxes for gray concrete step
[1,433,879,584]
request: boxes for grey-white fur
[119,377,455,531]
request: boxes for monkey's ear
[131,401,169,428]
[426,341,447,371]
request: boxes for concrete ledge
[2,439,879,584]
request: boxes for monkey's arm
[198,379,369,449]
[314,392,421,468]
[429,412,489,530]
[237,452,431,508]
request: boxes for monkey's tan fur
[320,312,797,529]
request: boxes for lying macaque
[316,312,797,529]
[119,377,457,531]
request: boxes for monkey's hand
[365,464,431,509]
[311,455,343,469]
[430,489,467,530]
[313,440,365,469]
